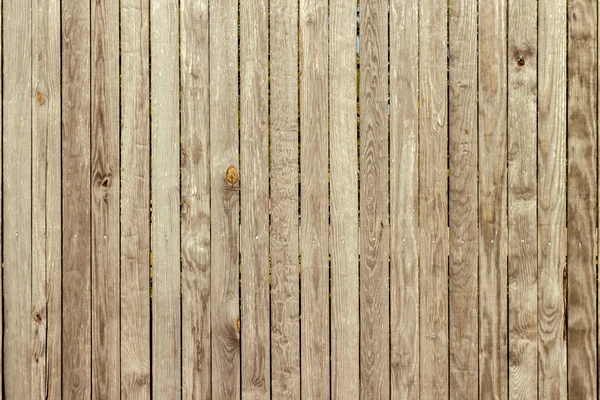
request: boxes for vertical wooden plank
[299,0,329,397]
[121,0,151,397]
[478,0,508,397]
[507,0,538,396]
[538,0,567,397]
[180,0,210,398]
[359,0,389,397]
[210,0,241,396]
[270,0,300,396]
[419,0,448,397]
[568,0,598,397]
[62,0,92,395]
[330,0,359,398]
[32,0,61,395]
[151,0,181,396]
[448,0,478,399]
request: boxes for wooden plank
[419,0,448,396]
[240,0,270,397]
[507,0,538,396]
[210,0,240,396]
[269,0,300,396]
[538,0,567,397]
[62,0,92,395]
[32,0,61,395]
[478,0,508,397]
[121,0,151,397]
[180,0,210,398]
[568,0,598,397]
[150,0,181,396]
[299,0,329,397]
[359,0,389,397]
[448,0,478,398]
[390,0,419,397]
[330,0,359,398]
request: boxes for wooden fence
[1,0,596,398]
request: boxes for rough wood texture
[270,0,300,396]
[419,0,449,397]
[61,0,92,396]
[538,0,567,397]
[330,0,359,398]
[150,0,181,397]
[299,0,330,397]
[568,0,598,397]
[181,0,210,398]
[120,0,151,397]
[210,0,241,396]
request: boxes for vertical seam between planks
[267,0,273,397]
[446,0,451,395]
[57,0,62,395]
[89,0,93,394]
[564,0,568,395]
[327,0,332,398]
[535,0,540,397]
[147,0,153,394]
[237,0,242,395]
[297,0,302,396]
[356,0,360,394]
[476,0,481,396]
[207,0,212,397]
[177,0,182,396]
[416,0,421,395]
[505,0,510,395]
[387,0,391,395]
[118,0,123,395]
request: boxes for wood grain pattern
[359,0,389,397]
[150,0,180,397]
[507,0,538,396]
[419,0,449,397]
[299,0,330,397]
[568,0,598,397]
[538,0,567,397]
[210,0,241,396]
[121,0,151,397]
[330,0,359,398]
[270,0,300,396]
[181,0,210,398]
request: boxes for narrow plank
[419,0,449,396]
[448,0,478,398]
[240,0,270,397]
[299,0,330,396]
[330,0,359,397]
[538,0,567,396]
[62,0,92,395]
[180,0,210,398]
[359,0,389,397]
[507,0,538,395]
[210,0,241,396]
[567,0,598,397]
[32,0,61,395]
[121,0,151,396]
[3,0,32,397]
[270,0,300,396]
[150,0,181,396]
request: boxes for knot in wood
[226,166,239,185]
[36,91,45,105]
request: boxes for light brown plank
[330,0,359,398]
[419,0,449,397]
[62,0,92,395]
[507,0,538,396]
[359,0,389,397]
[210,0,241,396]
[121,0,151,397]
[538,0,567,397]
[568,0,598,397]
[270,0,300,396]
[299,0,330,397]
[448,0,478,398]
[181,0,210,398]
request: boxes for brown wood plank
[568,0,598,397]
[62,0,92,395]
[359,0,389,397]
[180,0,210,398]
[330,0,359,397]
[538,0,567,397]
[210,0,241,396]
[120,0,151,397]
[269,0,300,396]
[507,0,538,396]
[419,0,449,397]
[448,0,478,398]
